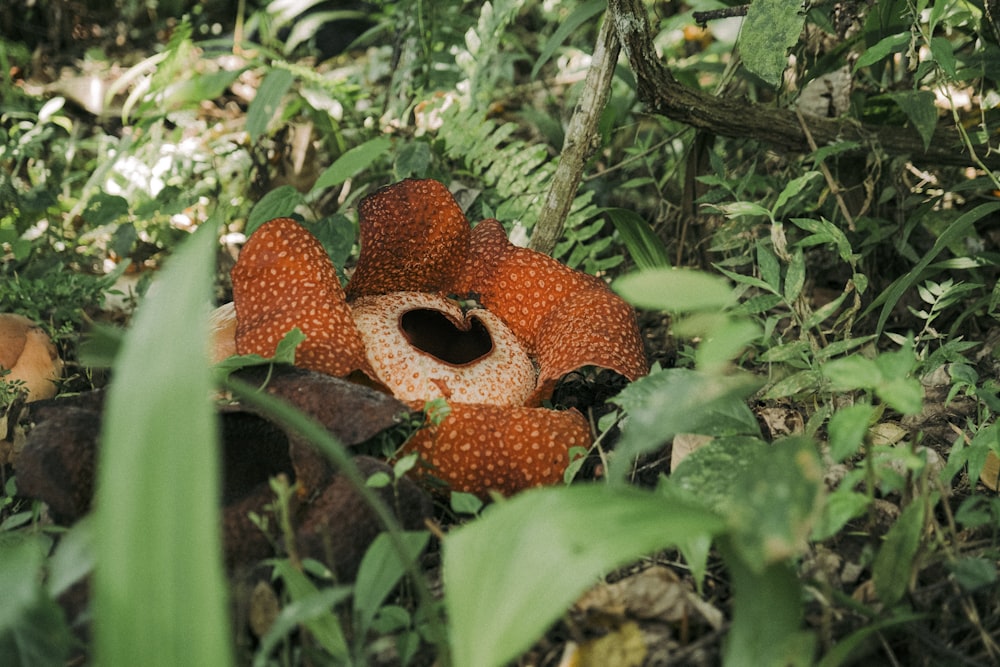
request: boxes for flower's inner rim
[400,308,493,366]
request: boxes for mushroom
[213,179,649,496]
[0,314,63,402]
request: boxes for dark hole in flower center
[400,308,493,365]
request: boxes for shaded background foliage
[2,0,1000,665]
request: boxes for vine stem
[528,13,620,256]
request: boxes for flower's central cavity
[350,291,537,406]
[400,308,493,365]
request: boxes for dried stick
[529,14,620,256]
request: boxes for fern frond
[431,100,616,273]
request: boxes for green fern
[433,101,618,274]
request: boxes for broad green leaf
[443,484,725,667]
[246,185,304,236]
[738,0,807,87]
[854,32,910,70]
[812,486,870,541]
[605,207,672,270]
[610,368,761,480]
[614,267,736,312]
[828,403,876,462]
[886,90,937,151]
[668,436,769,515]
[728,437,825,567]
[354,531,430,635]
[872,501,926,606]
[246,68,294,142]
[822,355,882,390]
[93,221,232,667]
[929,36,957,78]
[311,136,393,194]
[530,0,605,79]
[394,140,432,179]
[721,543,816,667]
[692,316,762,371]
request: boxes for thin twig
[796,110,856,231]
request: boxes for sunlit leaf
[443,484,725,667]
[93,221,232,666]
[614,267,736,312]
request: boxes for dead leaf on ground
[575,565,723,630]
[670,433,712,473]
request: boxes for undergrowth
[2,0,1000,665]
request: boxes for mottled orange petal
[404,403,590,497]
[456,219,648,403]
[347,179,470,299]
[232,218,370,377]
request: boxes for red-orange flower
[214,179,647,496]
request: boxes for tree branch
[608,0,999,169]
[529,14,620,255]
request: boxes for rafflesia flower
[213,178,647,496]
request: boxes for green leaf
[929,36,957,78]
[774,172,821,218]
[886,90,937,151]
[668,436,769,515]
[93,221,233,666]
[812,486,869,541]
[614,267,736,312]
[246,186,304,237]
[246,68,294,142]
[530,0,605,79]
[864,200,1000,335]
[394,140,432,179]
[947,557,998,592]
[0,534,73,667]
[728,437,825,567]
[269,561,349,657]
[721,543,816,667]
[311,136,393,194]
[756,239,782,294]
[854,32,910,70]
[353,531,430,635]
[872,501,925,606]
[212,328,305,379]
[737,0,807,87]
[83,192,130,225]
[605,207,672,270]
[610,368,761,480]
[783,248,806,302]
[828,403,876,462]
[822,355,882,390]
[443,484,725,667]
[252,583,352,667]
